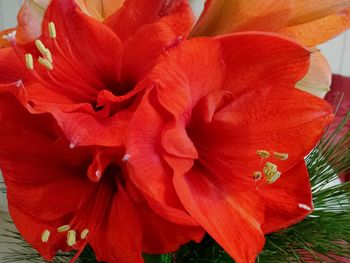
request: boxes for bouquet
[0,1,349,262]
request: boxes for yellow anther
[41,230,50,243]
[25,54,34,70]
[38,57,53,71]
[256,150,270,159]
[35,39,47,55]
[57,225,70,233]
[273,152,289,161]
[45,49,53,63]
[48,22,56,39]
[80,229,89,240]
[252,171,262,181]
[263,162,281,183]
[67,230,76,247]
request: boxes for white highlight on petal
[122,154,131,162]
[2,31,17,42]
[298,203,312,211]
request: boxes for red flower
[0,94,204,262]
[125,33,334,263]
[0,0,193,148]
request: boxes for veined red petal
[190,87,333,178]
[43,0,123,89]
[258,161,313,233]
[104,0,193,42]
[0,47,27,84]
[148,33,310,121]
[90,184,144,263]
[121,1,194,81]
[174,170,265,263]
[126,89,200,226]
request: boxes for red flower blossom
[0,94,204,262]
[125,33,334,263]
[0,0,193,148]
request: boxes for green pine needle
[1,113,350,263]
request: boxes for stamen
[80,229,89,240]
[57,225,70,233]
[256,150,270,159]
[2,30,16,42]
[273,152,289,160]
[45,49,53,63]
[298,203,312,211]
[252,171,262,181]
[122,154,131,162]
[35,39,48,56]
[41,230,50,243]
[263,162,281,183]
[67,230,77,246]
[48,22,57,39]
[38,57,53,71]
[25,54,34,70]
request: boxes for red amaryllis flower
[0,94,204,262]
[125,33,334,263]
[0,0,193,148]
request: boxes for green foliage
[1,114,350,263]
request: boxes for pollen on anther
[57,225,70,233]
[38,57,53,71]
[256,150,270,159]
[67,230,76,246]
[122,154,131,162]
[252,171,262,181]
[298,203,312,211]
[80,229,89,240]
[48,22,57,39]
[263,162,281,183]
[41,229,50,243]
[273,152,289,161]
[35,40,48,55]
[25,54,34,70]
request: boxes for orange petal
[281,8,350,46]
[190,0,294,37]
[75,0,124,21]
[16,0,51,45]
[288,0,350,26]
[296,51,332,98]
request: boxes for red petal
[90,185,143,263]
[148,33,310,119]
[0,48,27,84]
[258,161,313,233]
[104,0,193,42]
[121,1,194,81]
[126,89,199,226]
[174,169,265,263]
[139,202,204,254]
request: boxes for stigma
[2,30,16,43]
